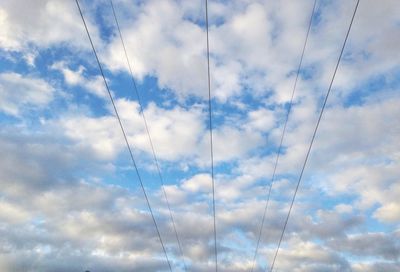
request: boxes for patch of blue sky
[0,46,110,119]
[252,141,280,159]
[311,0,324,27]
[213,159,238,175]
[110,74,182,112]
[343,69,400,107]
[239,87,274,109]
[84,1,116,45]
[0,50,32,74]
[206,11,227,28]
[0,112,19,125]
[363,207,396,234]
[298,62,318,82]
[211,91,274,130]
[179,93,207,110]
[100,151,151,185]
[111,154,187,193]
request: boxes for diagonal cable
[269,0,361,271]
[205,0,218,271]
[75,0,172,271]
[249,1,318,271]
[109,1,187,270]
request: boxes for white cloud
[334,204,353,214]
[104,0,208,99]
[125,101,206,161]
[352,262,400,272]
[0,0,99,52]
[181,173,211,193]
[0,200,31,224]
[58,99,206,163]
[269,240,350,271]
[60,114,125,160]
[51,61,108,98]
[0,72,54,116]
[211,125,264,163]
[247,108,276,132]
[374,202,400,223]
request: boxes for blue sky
[0,0,399,271]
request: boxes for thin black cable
[205,0,218,271]
[109,1,187,270]
[268,0,360,271]
[249,1,318,271]
[75,1,172,271]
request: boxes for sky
[0,0,399,271]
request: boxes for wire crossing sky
[108,0,187,270]
[0,0,399,271]
[205,0,218,271]
[269,0,361,270]
[75,0,172,270]
[250,0,317,270]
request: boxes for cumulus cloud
[58,99,206,162]
[60,114,126,160]
[181,173,211,193]
[327,232,400,261]
[51,61,107,98]
[0,72,54,116]
[0,130,170,271]
[0,0,98,52]
[57,97,265,167]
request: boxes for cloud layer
[0,0,399,271]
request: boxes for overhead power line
[268,0,361,271]
[108,0,187,271]
[250,0,318,271]
[75,1,172,271]
[205,0,218,271]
